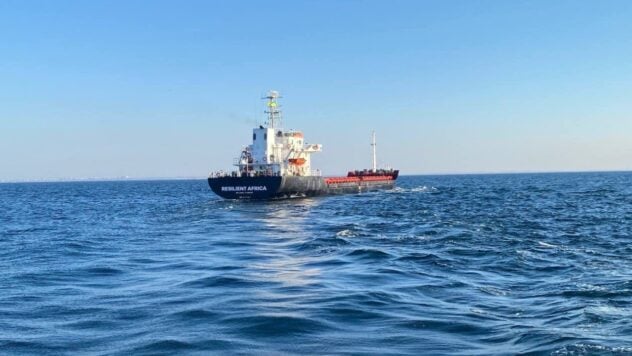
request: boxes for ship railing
[208,171,238,178]
[209,170,283,178]
[242,171,282,177]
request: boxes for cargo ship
[208,91,398,199]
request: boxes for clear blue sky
[1,0,631,181]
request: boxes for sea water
[1,173,631,354]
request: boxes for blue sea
[1,173,631,355]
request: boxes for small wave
[180,275,261,288]
[0,340,65,354]
[336,229,356,237]
[552,343,632,355]
[83,266,124,276]
[172,308,220,320]
[346,248,393,260]
[555,284,622,299]
[62,319,118,330]
[325,306,388,321]
[388,186,437,194]
[132,339,196,353]
[396,252,445,263]
[478,286,509,297]
[221,314,329,336]
[585,305,623,315]
[577,283,609,292]
[516,249,538,259]
[410,186,435,193]
[397,318,486,335]
[537,241,558,248]
[4,227,51,235]
[583,304,632,324]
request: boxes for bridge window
[253,133,256,140]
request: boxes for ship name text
[221,186,268,192]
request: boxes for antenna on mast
[371,131,377,173]
[263,90,281,128]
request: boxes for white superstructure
[235,91,322,177]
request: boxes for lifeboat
[288,158,306,165]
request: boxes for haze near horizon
[1,0,631,181]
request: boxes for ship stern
[208,176,283,199]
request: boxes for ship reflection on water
[236,199,325,317]
[249,199,320,285]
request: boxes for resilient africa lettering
[221,186,268,192]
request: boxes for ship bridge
[234,91,322,177]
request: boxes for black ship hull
[208,174,397,200]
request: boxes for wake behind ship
[208,91,398,199]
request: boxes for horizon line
[2,169,631,184]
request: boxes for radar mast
[264,90,282,128]
[371,131,377,172]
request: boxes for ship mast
[264,90,281,128]
[371,131,377,172]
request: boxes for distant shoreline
[0,177,206,184]
[2,170,630,184]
